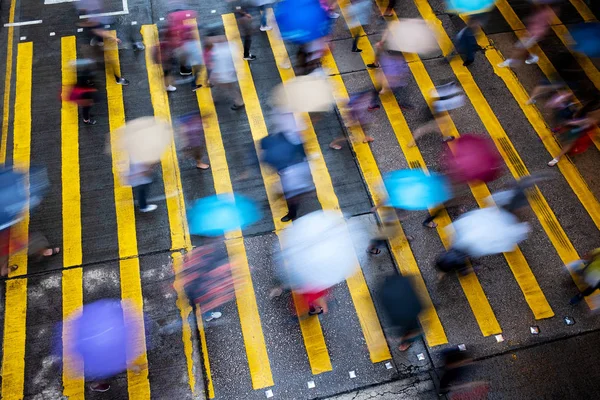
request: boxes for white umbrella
[280,210,357,293]
[271,75,334,113]
[385,19,439,56]
[116,117,173,164]
[450,207,530,257]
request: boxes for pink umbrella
[444,134,503,183]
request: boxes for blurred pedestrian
[236,6,257,61]
[498,3,558,68]
[0,230,60,277]
[175,112,210,169]
[367,50,413,111]
[176,28,205,91]
[297,38,326,75]
[346,0,371,53]
[435,247,471,280]
[206,33,245,110]
[321,0,340,19]
[455,15,485,67]
[279,160,315,222]
[66,59,99,125]
[247,0,275,31]
[437,347,484,396]
[124,162,157,212]
[329,90,375,149]
[154,28,179,92]
[383,0,396,17]
[567,248,600,305]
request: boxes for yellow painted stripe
[104,32,151,399]
[1,41,32,400]
[141,25,207,396]
[264,10,391,362]
[0,0,16,164]
[368,3,550,319]
[570,0,597,22]
[495,0,600,153]
[413,0,596,307]
[60,35,85,400]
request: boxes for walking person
[154,28,179,92]
[66,59,99,125]
[124,162,157,212]
[455,15,485,67]
[206,33,245,110]
[566,248,600,305]
[367,50,413,111]
[346,0,371,53]
[177,28,205,91]
[236,5,257,61]
[279,160,316,222]
[383,0,396,17]
[175,112,210,170]
[248,0,275,31]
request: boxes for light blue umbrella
[188,194,262,236]
[383,169,451,210]
[446,0,496,15]
[275,0,332,44]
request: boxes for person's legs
[384,0,397,16]
[281,196,299,222]
[243,35,254,59]
[351,27,361,52]
[134,184,148,209]
[225,82,244,109]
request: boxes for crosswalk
[1,0,599,398]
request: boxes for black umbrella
[378,275,423,329]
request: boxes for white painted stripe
[4,20,43,27]
[44,0,77,4]
[80,0,128,18]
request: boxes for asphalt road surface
[0,0,599,399]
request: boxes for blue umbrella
[62,299,144,379]
[0,166,48,230]
[188,194,262,236]
[275,0,332,44]
[446,0,496,15]
[570,23,600,58]
[383,169,451,210]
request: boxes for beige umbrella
[116,117,173,164]
[384,19,439,56]
[271,75,334,113]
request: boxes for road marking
[263,10,392,363]
[363,2,551,321]
[45,0,77,3]
[1,41,32,400]
[104,31,151,399]
[569,0,597,22]
[142,24,209,396]
[0,0,16,164]
[412,0,596,306]
[3,20,42,27]
[80,0,129,18]
[495,0,600,152]
[60,35,84,400]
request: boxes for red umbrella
[444,134,503,183]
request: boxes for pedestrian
[437,347,480,396]
[329,90,375,149]
[383,0,396,17]
[154,28,179,92]
[175,112,210,170]
[247,0,275,31]
[367,50,413,111]
[124,162,158,212]
[176,28,205,91]
[0,229,60,276]
[455,14,486,67]
[278,160,315,222]
[567,248,600,305]
[435,247,471,280]
[297,38,327,75]
[366,211,402,255]
[320,0,340,19]
[236,6,257,61]
[346,0,371,53]
[205,33,245,110]
[66,59,99,125]
[498,3,558,68]
[408,81,464,148]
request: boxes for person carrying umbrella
[65,59,99,125]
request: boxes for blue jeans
[259,4,270,27]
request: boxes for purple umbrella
[62,299,144,379]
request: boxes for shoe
[366,63,380,69]
[281,214,294,222]
[90,37,104,47]
[328,12,340,19]
[260,25,272,31]
[231,103,245,110]
[180,68,192,76]
[116,77,129,85]
[166,85,177,92]
[463,59,474,67]
[367,104,380,111]
[133,42,145,51]
[90,383,110,392]
[497,59,513,68]
[140,204,158,213]
[352,48,363,53]
[442,135,455,143]
[192,84,202,92]
[525,54,539,65]
[569,294,583,305]
[547,157,559,167]
[243,54,257,61]
[308,306,324,315]
[205,311,222,322]
[83,119,97,125]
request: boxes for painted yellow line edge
[569,0,597,22]
[142,24,206,396]
[1,41,32,400]
[0,0,16,164]
[264,10,390,363]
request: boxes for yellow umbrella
[116,117,173,164]
[271,75,334,113]
[385,19,439,56]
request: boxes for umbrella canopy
[62,299,144,379]
[116,117,173,164]
[271,75,334,113]
[275,0,332,44]
[280,210,357,293]
[450,207,530,257]
[443,134,503,183]
[383,169,452,210]
[378,275,422,329]
[569,23,600,58]
[446,0,496,15]
[188,194,262,236]
[385,19,438,56]
[0,166,49,230]
[260,133,306,171]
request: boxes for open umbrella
[116,117,173,164]
[275,0,332,44]
[378,275,422,330]
[385,19,438,56]
[187,194,262,236]
[443,134,503,183]
[271,75,334,113]
[61,299,144,379]
[280,210,357,293]
[446,0,497,15]
[384,169,452,210]
[260,133,306,171]
[450,207,530,257]
[0,166,49,230]
[569,23,600,58]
